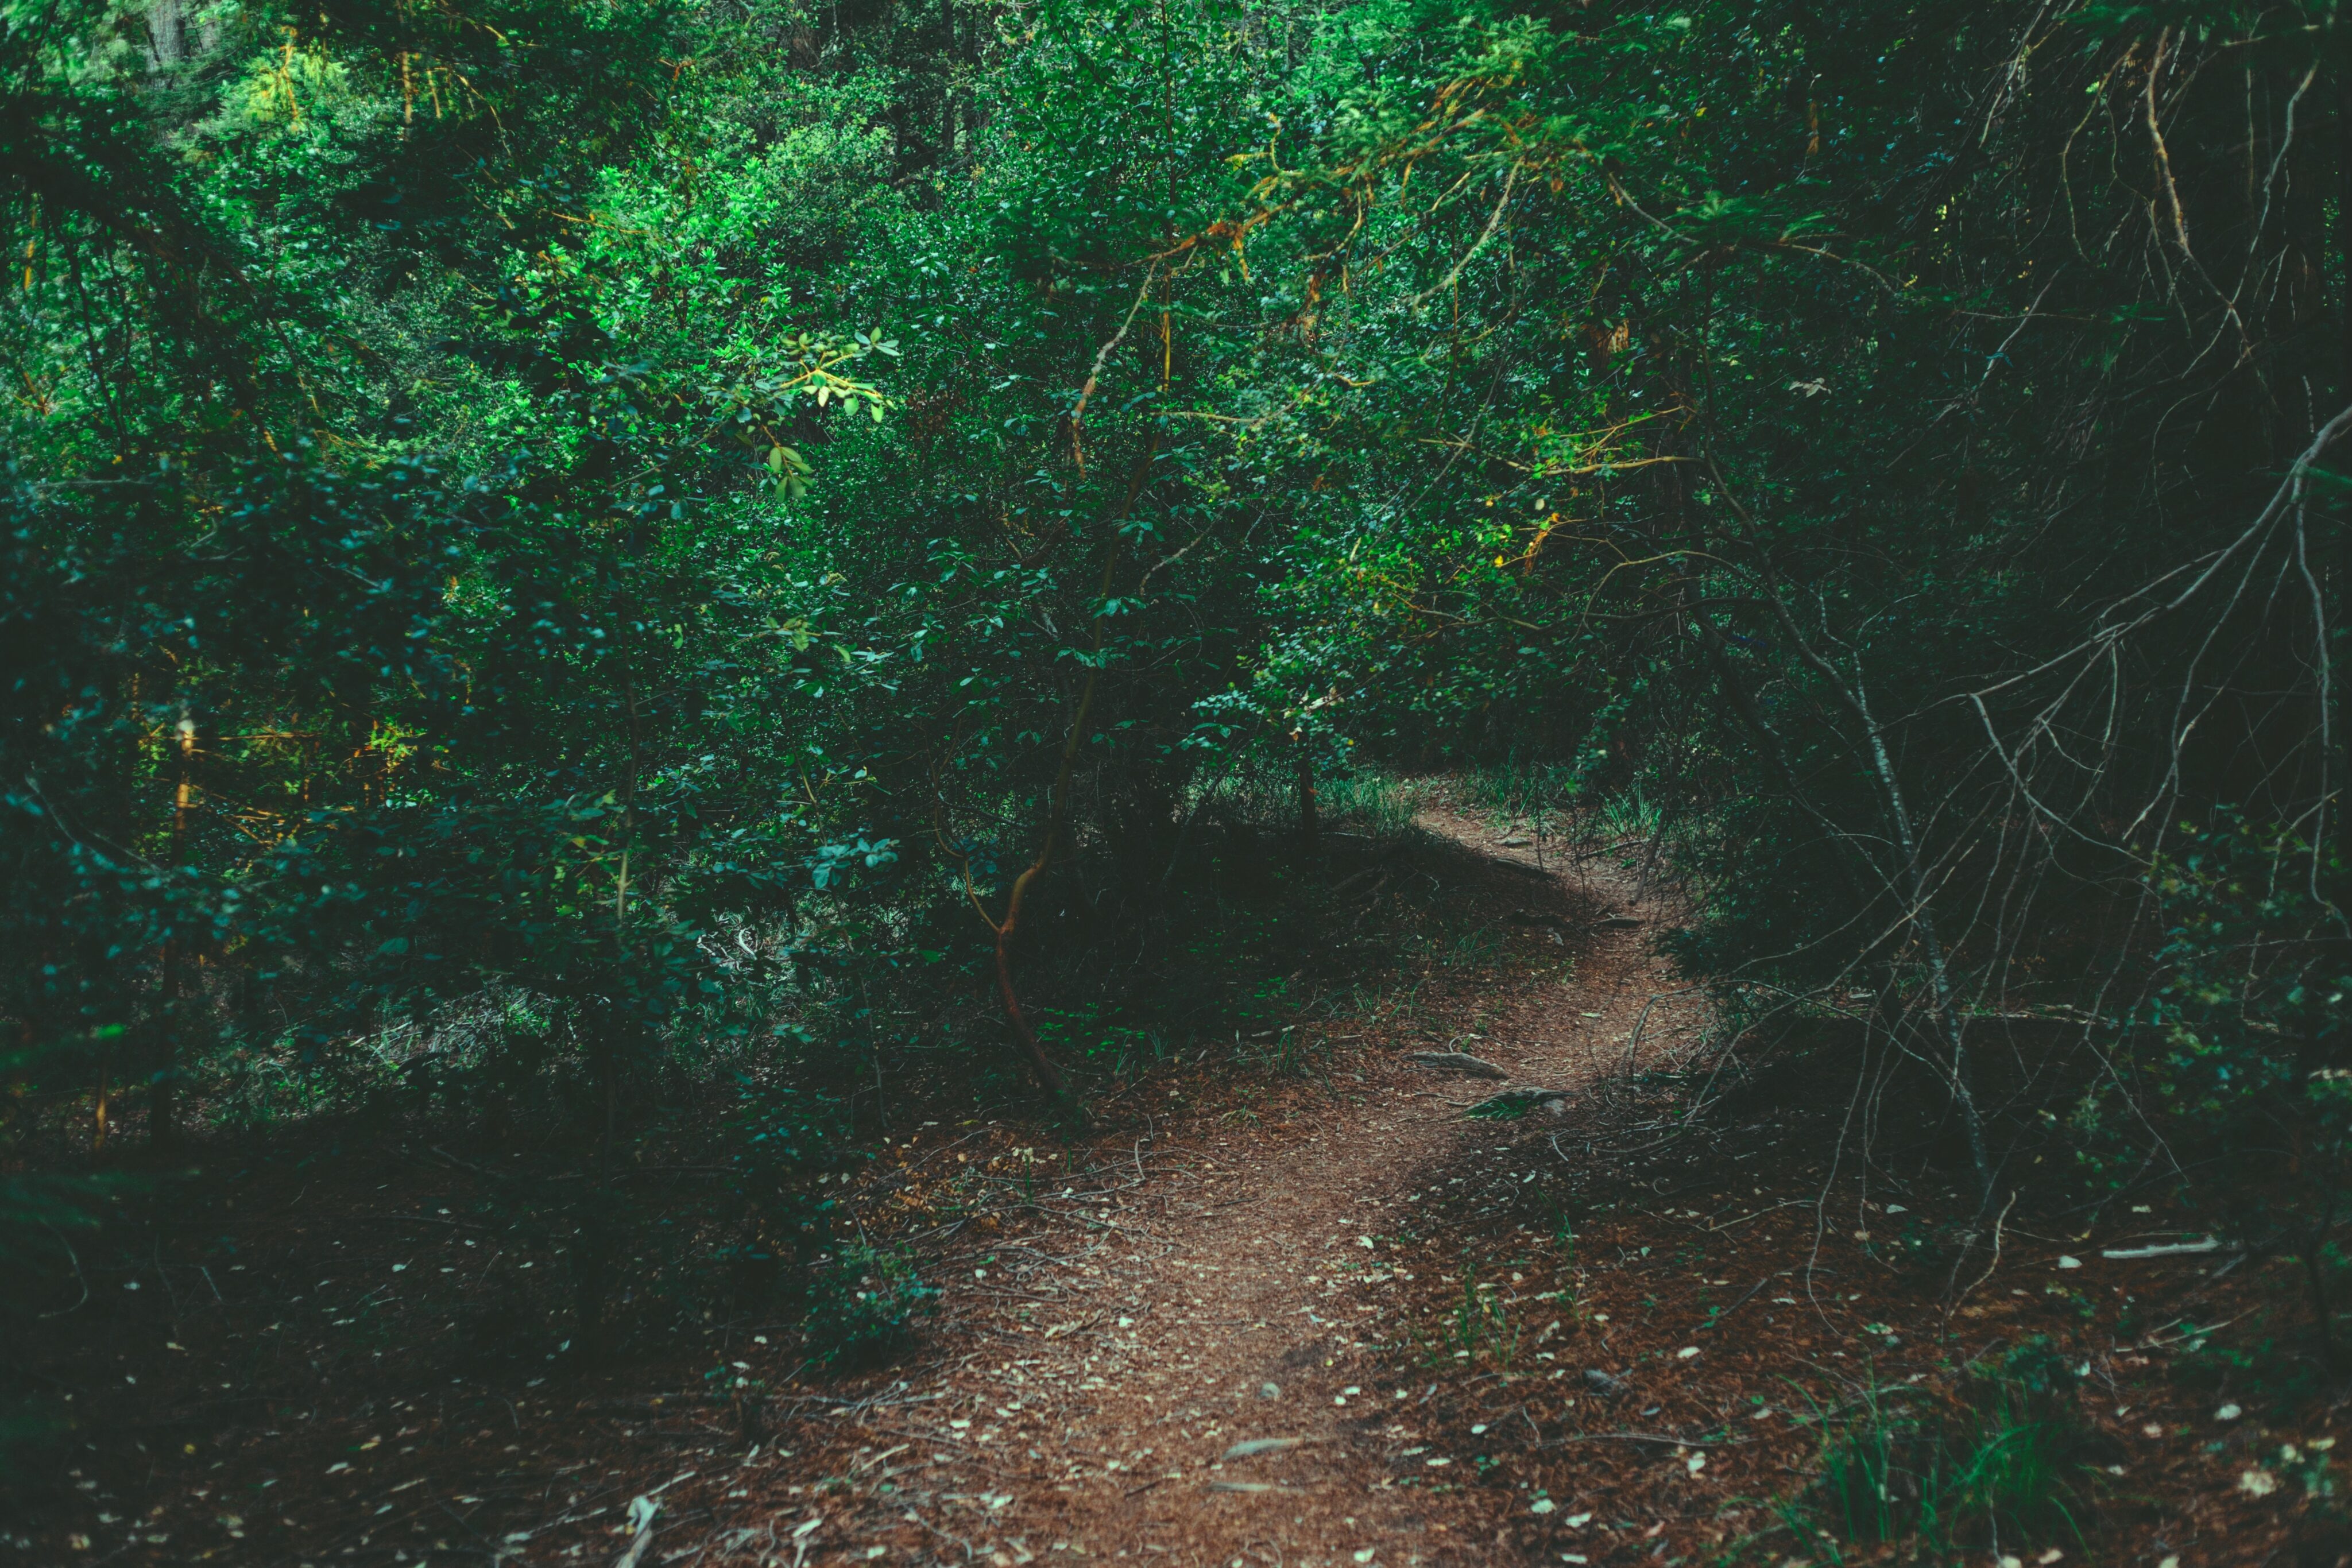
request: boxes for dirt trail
[729,807,1709,1568]
[13,802,2318,1568]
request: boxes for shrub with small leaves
[803,1245,937,1369]
[703,1360,770,1442]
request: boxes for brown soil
[8,800,2344,1567]
[615,803,1693,1568]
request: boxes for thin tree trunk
[2303,1198,2339,1367]
[1294,727,1318,848]
[984,438,1160,1101]
[150,713,196,1151]
[1850,677,1995,1206]
[1762,592,1997,1206]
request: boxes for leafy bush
[719,1071,856,1307]
[802,1245,937,1370]
[2072,819,2351,1362]
[703,1359,771,1442]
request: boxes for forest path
[729,805,1708,1568]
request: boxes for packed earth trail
[668,810,1707,1568]
[14,800,2335,1567]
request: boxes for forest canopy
[4,0,2348,1458]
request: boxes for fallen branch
[1944,1188,2017,1326]
[1221,1436,1324,1461]
[2100,1236,2225,1260]
[613,1495,662,1568]
[1538,1431,1747,1449]
[1695,1275,1773,1331]
[1405,1051,1510,1080]
[958,439,1159,1106]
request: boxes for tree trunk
[1294,729,1318,848]
[149,713,197,1152]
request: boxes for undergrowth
[1774,1340,2095,1562]
[802,1244,938,1370]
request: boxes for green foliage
[719,1066,857,1299]
[2138,819,2350,1197]
[2067,817,2351,1357]
[1033,1004,1171,1077]
[1464,1089,1550,1121]
[4,0,2348,1400]
[1792,1342,2091,1558]
[703,1357,772,1441]
[1444,1269,1516,1367]
[1239,1024,1328,1081]
[1310,769,1425,839]
[1452,761,1579,830]
[802,1243,937,1370]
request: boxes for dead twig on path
[1405,1051,1510,1080]
[1944,1188,2017,1327]
[1538,1431,1747,1449]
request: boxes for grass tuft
[1785,1339,2092,1560]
